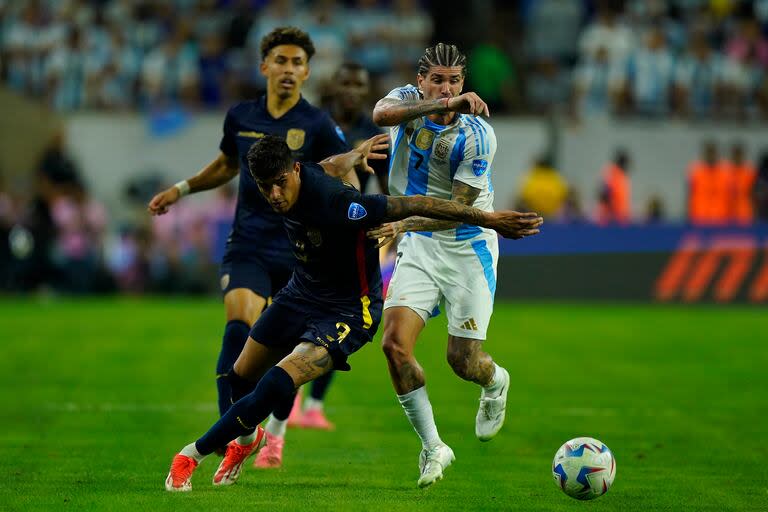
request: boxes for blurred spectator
[38,131,81,188]
[619,26,675,116]
[755,150,768,222]
[725,15,768,68]
[515,154,569,218]
[595,149,632,225]
[50,179,110,293]
[578,2,634,64]
[688,140,731,226]
[141,25,199,106]
[305,0,347,102]
[645,194,666,223]
[673,33,725,118]
[344,0,395,79]
[523,0,584,64]
[725,142,757,225]
[467,27,519,113]
[388,0,433,90]
[198,33,228,108]
[44,27,99,111]
[571,46,623,120]
[526,57,571,114]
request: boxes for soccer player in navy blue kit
[164,134,543,491]
[289,62,390,430]
[148,28,347,463]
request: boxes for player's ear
[293,162,301,174]
[259,59,268,78]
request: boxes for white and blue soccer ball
[552,437,616,500]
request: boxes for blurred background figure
[595,149,632,225]
[515,154,569,219]
[687,140,730,226]
[726,142,757,225]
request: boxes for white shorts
[384,232,498,340]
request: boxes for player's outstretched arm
[372,93,490,127]
[377,195,543,240]
[366,181,480,247]
[148,152,239,215]
[319,134,389,189]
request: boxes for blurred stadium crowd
[2,0,768,295]
[1,0,767,117]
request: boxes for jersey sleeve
[453,119,497,191]
[328,186,389,228]
[312,113,349,161]
[385,84,422,101]
[218,105,239,157]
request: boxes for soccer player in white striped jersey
[368,43,543,488]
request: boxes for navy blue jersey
[219,96,348,259]
[276,162,388,320]
[336,113,388,192]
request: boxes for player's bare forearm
[380,196,544,240]
[384,195,489,227]
[320,150,360,180]
[397,182,481,232]
[187,152,239,193]
[373,97,448,126]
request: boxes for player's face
[255,163,301,213]
[417,66,464,101]
[261,45,311,100]
[335,69,369,112]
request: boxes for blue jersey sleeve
[219,105,238,157]
[312,113,349,161]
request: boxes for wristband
[174,180,191,197]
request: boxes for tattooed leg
[446,336,495,386]
[277,342,334,387]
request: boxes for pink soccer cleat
[212,426,267,486]
[253,431,284,468]
[165,454,199,492]
[298,409,335,431]
[287,390,303,428]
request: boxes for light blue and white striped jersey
[386,84,496,242]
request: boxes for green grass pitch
[1,298,767,511]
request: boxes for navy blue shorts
[219,247,294,299]
[249,289,382,371]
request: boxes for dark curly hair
[417,43,467,77]
[246,135,295,182]
[260,26,316,61]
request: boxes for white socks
[398,387,442,450]
[264,414,287,438]
[483,364,505,398]
[181,442,206,463]
[236,430,258,446]
[304,397,323,412]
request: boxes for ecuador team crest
[286,128,306,150]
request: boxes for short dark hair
[417,43,467,76]
[246,135,295,181]
[336,60,367,75]
[260,26,316,61]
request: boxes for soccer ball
[552,437,616,500]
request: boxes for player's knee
[381,329,411,366]
[446,345,474,379]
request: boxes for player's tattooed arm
[366,182,480,246]
[373,93,490,127]
[148,152,239,215]
[372,97,449,127]
[374,195,544,242]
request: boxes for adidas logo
[461,318,479,331]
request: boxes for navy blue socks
[215,320,251,416]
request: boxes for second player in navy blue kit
[148,28,347,461]
[164,134,543,491]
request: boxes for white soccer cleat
[417,443,455,488]
[475,367,510,441]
